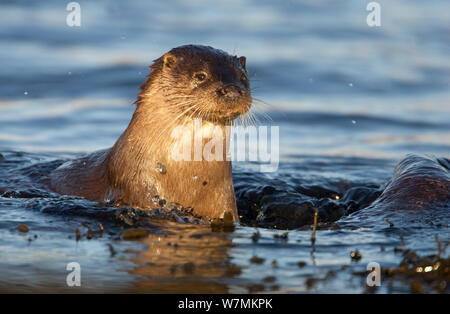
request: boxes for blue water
[0,0,449,293]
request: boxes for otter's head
[138,45,252,124]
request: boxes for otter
[49,45,252,221]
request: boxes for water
[0,0,449,293]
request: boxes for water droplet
[104,198,115,206]
[351,120,356,124]
[24,91,28,95]
[156,162,166,174]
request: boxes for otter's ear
[239,56,247,73]
[162,53,177,70]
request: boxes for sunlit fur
[136,45,252,125]
[50,45,256,221]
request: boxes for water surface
[0,0,449,293]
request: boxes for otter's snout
[217,84,246,99]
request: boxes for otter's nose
[217,84,246,98]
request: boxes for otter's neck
[105,102,238,219]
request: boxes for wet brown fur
[50,45,252,220]
[368,154,450,212]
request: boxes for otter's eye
[194,72,207,82]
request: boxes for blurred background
[0,0,449,159]
[0,0,449,293]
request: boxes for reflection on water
[129,221,236,293]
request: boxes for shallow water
[0,0,449,293]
